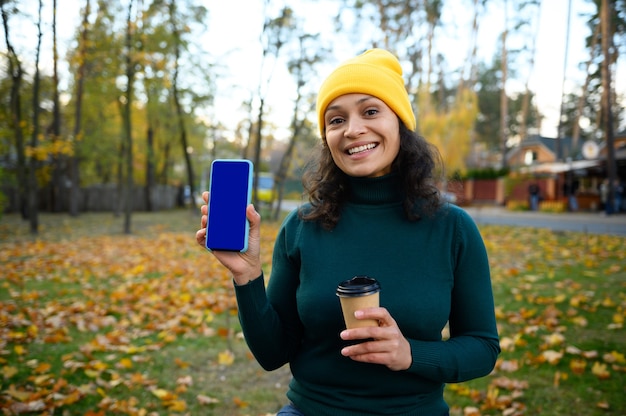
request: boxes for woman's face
[323,93,401,178]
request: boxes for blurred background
[1,0,625,232]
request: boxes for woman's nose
[344,117,366,138]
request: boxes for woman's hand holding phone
[196,191,263,285]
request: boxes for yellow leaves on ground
[466,226,626,415]
[1,214,624,415]
[569,358,587,375]
[150,388,187,411]
[542,332,565,347]
[174,357,190,368]
[591,362,611,380]
[4,385,33,402]
[232,396,249,408]
[149,376,223,411]
[218,349,235,366]
[2,366,19,379]
[540,350,564,365]
[196,393,220,405]
[604,350,626,364]
[116,358,133,369]
[0,216,281,415]
[13,345,27,356]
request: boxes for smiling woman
[196,48,500,416]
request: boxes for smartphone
[205,159,253,252]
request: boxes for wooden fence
[2,184,181,213]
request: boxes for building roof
[507,134,582,162]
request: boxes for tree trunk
[123,0,135,234]
[69,0,90,217]
[252,98,264,207]
[467,0,480,88]
[159,142,171,185]
[250,7,292,207]
[556,0,573,161]
[272,40,309,220]
[601,0,617,213]
[2,5,28,219]
[572,24,600,150]
[462,0,480,168]
[242,97,254,160]
[115,138,124,217]
[272,105,301,221]
[499,0,509,169]
[146,126,156,211]
[519,2,541,144]
[48,0,64,213]
[169,0,195,210]
[28,0,44,234]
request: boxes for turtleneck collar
[346,172,404,205]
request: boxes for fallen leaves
[0,215,281,415]
[151,387,187,411]
[1,215,624,415]
[451,226,626,415]
[591,362,611,380]
[196,393,219,405]
[537,349,563,365]
[218,350,235,366]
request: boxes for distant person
[600,179,609,212]
[196,48,500,415]
[176,184,185,208]
[563,176,579,212]
[614,179,624,213]
[528,182,540,211]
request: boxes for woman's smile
[347,142,378,156]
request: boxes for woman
[196,48,500,416]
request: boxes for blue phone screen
[206,160,253,252]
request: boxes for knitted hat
[316,48,416,138]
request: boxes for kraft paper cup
[336,276,381,329]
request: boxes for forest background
[1,0,626,235]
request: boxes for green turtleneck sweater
[235,174,500,416]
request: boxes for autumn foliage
[0,212,624,415]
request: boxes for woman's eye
[328,117,344,125]
[365,108,378,116]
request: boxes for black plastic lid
[336,276,381,297]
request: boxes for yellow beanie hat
[316,48,416,138]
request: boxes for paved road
[463,206,626,236]
[280,200,626,236]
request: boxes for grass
[1,209,624,415]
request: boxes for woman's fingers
[339,307,412,371]
[196,228,207,247]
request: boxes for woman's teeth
[348,143,377,155]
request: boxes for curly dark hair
[300,122,444,230]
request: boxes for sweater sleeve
[406,208,500,383]
[234,211,303,371]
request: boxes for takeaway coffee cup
[336,276,381,329]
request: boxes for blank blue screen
[206,160,252,251]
